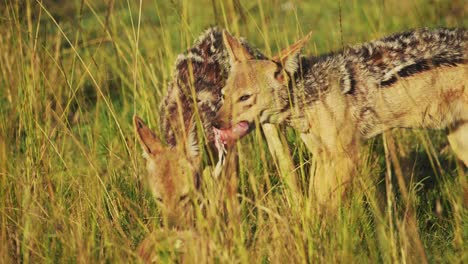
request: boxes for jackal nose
[212,119,222,129]
[212,117,232,129]
[213,108,234,129]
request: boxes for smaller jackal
[134,116,200,228]
[214,28,467,208]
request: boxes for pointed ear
[134,115,163,155]
[272,31,312,74]
[223,30,254,64]
[185,117,200,160]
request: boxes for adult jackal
[214,28,467,208]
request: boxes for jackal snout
[212,111,231,129]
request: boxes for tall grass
[0,0,466,262]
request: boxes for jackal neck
[277,54,349,130]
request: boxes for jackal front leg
[448,121,468,167]
[262,124,299,193]
[301,133,358,212]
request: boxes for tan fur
[448,122,468,164]
[215,28,468,210]
[373,65,467,132]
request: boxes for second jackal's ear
[134,115,163,155]
[272,32,312,74]
[223,30,254,64]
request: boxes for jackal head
[134,116,200,228]
[213,31,311,143]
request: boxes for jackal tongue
[213,122,250,146]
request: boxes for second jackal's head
[134,116,200,228]
[213,31,311,142]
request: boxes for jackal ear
[134,115,163,155]
[272,31,312,74]
[223,30,254,64]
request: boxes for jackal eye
[179,194,189,202]
[238,94,251,102]
[156,197,163,203]
[274,69,283,79]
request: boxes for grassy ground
[0,0,467,262]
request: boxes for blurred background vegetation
[0,0,466,263]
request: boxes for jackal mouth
[213,121,252,146]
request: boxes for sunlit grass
[0,0,466,262]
